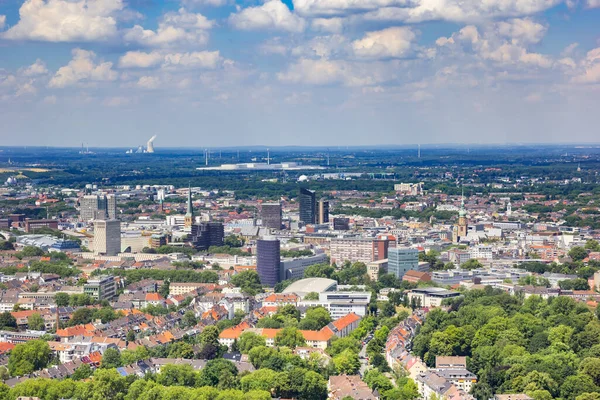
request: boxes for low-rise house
[328,375,378,400]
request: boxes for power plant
[147,135,157,153]
[125,135,157,154]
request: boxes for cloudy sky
[1,0,599,147]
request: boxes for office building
[318,199,329,224]
[299,188,316,224]
[388,247,419,279]
[407,287,461,307]
[190,222,224,250]
[257,236,280,286]
[94,219,121,256]
[24,219,58,233]
[329,237,391,265]
[280,253,328,281]
[80,194,117,222]
[298,291,371,319]
[84,275,117,301]
[261,202,282,230]
[333,218,350,231]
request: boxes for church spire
[186,183,193,216]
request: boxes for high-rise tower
[184,185,194,228]
[299,188,316,224]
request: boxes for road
[358,332,373,377]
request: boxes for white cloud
[2,0,122,42]
[137,76,160,89]
[49,48,118,88]
[572,47,600,83]
[437,24,553,68]
[0,15,5,30]
[586,0,600,7]
[311,18,344,33]
[291,35,349,58]
[229,0,306,33]
[119,51,164,68]
[163,51,222,69]
[119,50,223,69]
[358,0,562,23]
[182,0,230,6]
[124,8,212,47]
[524,92,542,102]
[19,59,49,76]
[103,96,131,107]
[278,58,345,84]
[16,82,37,97]
[260,38,289,55]
[293,0,410,17]
[496,18,546,44]
[43,95,57,104]
[277,58,392,86]
[352,26,415,59]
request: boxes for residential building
[84,276,117,301]
[94,219,121,256]
[329,237,390,265]
[257,236,280,286]
[329,375,378,400]
[388,247,419,279]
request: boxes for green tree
[0,312,16,329]
[462,259,484,270]
[100,348,122,369]
[275,327,306,349]
[585,240,600,252]
[304,292,319,301]
[327,337,361,357]
[54,292,70,307]
[570,246,589,262]
[581,358,600,386]
[560,375,598,400]
[197,359,238,388]
[300,370,328,400]
[27,313,45,331]
[240,368,278,392]
[200,325,220,347]
[8,340,51,376]
[72,363,93,380]
[78,368,127,400]
[19,246,45,257]
[157,364,197,387]
[231,270,263,294]
[182,310,198,327]
[333,349,361,374]
[239,332,266,354]
[126,330,136,342]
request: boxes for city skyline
[1,0,600,146]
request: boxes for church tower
[184,184,194,229]
[453,189,468,243]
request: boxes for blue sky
[0,0,599,147]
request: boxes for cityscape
[0,145,597,400]
[2,0,600,398]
